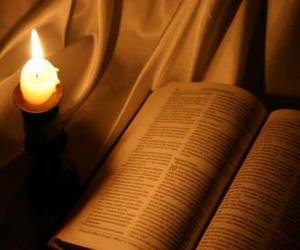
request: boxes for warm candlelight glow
[20,29,60,105]
[31,29,44,59]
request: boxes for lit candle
[20,29,60,105]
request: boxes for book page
[54,82,266,250]
[197,109,300,249]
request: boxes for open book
[49,83,300,249]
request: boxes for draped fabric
[1,0,299,181]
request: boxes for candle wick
[36,73,39,78]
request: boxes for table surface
[0,153,80,250]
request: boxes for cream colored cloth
[0,0,299,181]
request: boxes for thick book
[49,82,300,249]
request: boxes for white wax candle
[20,29,60,105]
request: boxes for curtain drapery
[1,0,299,181]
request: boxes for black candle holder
[13,85,80,213]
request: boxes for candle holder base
[28,161,80,213]
[24,123,81,213]
[13,84,81,213]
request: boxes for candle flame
[31,29,44,60]
[20,29,60,105]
